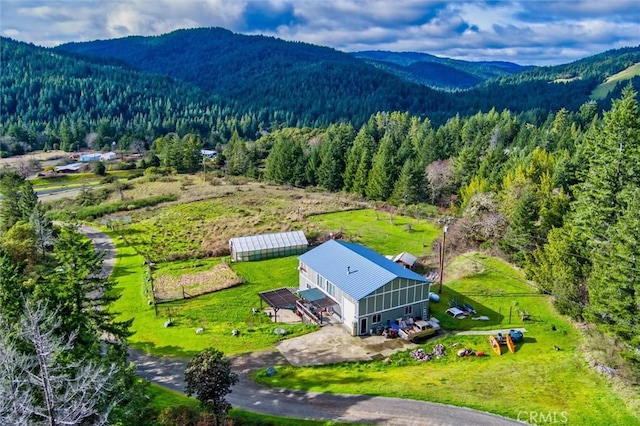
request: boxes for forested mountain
[55,28,450,127]
[353,50,528,89]
[0,37,246,153]
[55,28,640,123]
[2,29,639,157]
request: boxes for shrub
[49,194,178,220]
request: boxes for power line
[453,252,640,333]
[502,235,640,274]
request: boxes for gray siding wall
[358,277,430,332]
[299,262,430,336]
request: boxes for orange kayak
[489,335,502,356]
[506,333,516,354]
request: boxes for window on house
[299,262,307,273]
[327,281,335,296]
[372,313,381,323]
[404,305,413,316]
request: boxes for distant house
[54,163,86,173]
[100,151,117,161]
[298,240,432,336]
[229,230,308,262]
[79,153,102,162]
[201,149,217,158]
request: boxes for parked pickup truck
[393,317,441,343]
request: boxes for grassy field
[253,252,639,424]
[591,62,640,100]
[307,209,440,258]
[112,180,364,261]
[110,239,317,357]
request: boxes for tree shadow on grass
[430,287,503,331]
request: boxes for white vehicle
[446,307,467,319]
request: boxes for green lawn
[110,238,317,357]
[146,383,198,412]
[253,252,639,425]
[306,209,440,256]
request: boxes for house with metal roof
[229,230,308,262]
[298,239,432,336]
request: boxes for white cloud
[1,0,638,64]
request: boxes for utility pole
[438,224,448,294]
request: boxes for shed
[393,252,418,269]
[100,151,117,161]
[80,153,102,162]
[229,230,308,262]
[298,240,431,336]
[54,163,86,173]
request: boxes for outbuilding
[229,230,308,262]
[79,153,102,162]
[54,163,86,173]
[298,239,432,336]
[100,151,117,161]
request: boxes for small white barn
[298,240,431,336]
[100,151,117,161]
[229,230,308,262]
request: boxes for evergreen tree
[30,206,54,259]
[527,225,589,319]
[573,85,640,241]
[34,227,132,356]
[0,244,25,323]
[586,189,640,345]
[317,139,343,191]
[366,135,396,201]
[181,133,204,173]
[225,131,251,176]
[389,158,424,205]
[0,172,38,233]
[343,127,375,192]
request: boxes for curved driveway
[81,226,520,426]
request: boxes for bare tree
[0,300,122,426]
[425,159,454,206]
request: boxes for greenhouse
[229,230,309,262]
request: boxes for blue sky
[2,0,639,65]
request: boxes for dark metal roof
[259,288,299,309]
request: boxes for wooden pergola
[258,288,299,322]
